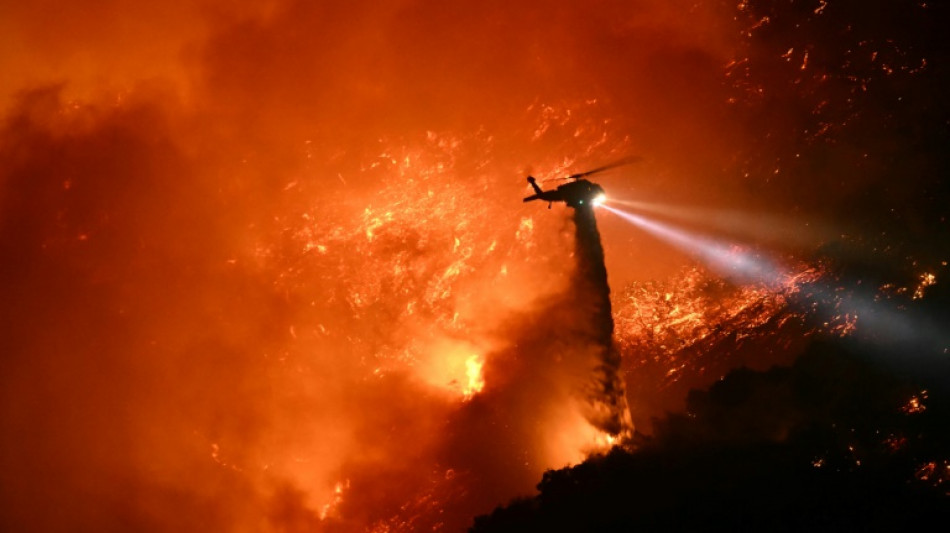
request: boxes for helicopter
[523,176,606,209]
[522,156,638,209]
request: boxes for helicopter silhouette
[523,176,605,209]
[522,156,639,209]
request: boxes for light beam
[600,203,949,356]
[606,198,829,247]
[599,203,790,285]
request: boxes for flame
[915,460,950,494]
[4,1,943,531]
[544,404,620,468]
[615,265,823,386]
[319,480,351,520]
[464,354,485,398]
[913,272,937,300]
[901,391,928,415]
[253,104,637,528]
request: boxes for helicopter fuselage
[523,176,605,208]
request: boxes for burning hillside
[2,1,948,532]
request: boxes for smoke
[411,205,633,530]
[0,87,276,532]
[6,0,946,531]
[0,86,637,533]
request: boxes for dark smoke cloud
[0,87,276,531]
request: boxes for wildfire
[4,0,945,531]
[464,354,485,398]
[320,480,351,520]
[913,272,937,300]
[879,271,940,302]
[915,461,950,494]
[615,264,823,389]
[252,100,641,529]
[901,391,928,415]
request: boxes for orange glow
[617,265,823,382]
[0,1,862,531]
[913,272,937,300]
[901,391,928,415]
[319,480,350,521]
[915,460,950,493]
[464,355,485,398]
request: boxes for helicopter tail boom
[526,176,544,195]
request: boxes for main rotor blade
[567,155,642,180]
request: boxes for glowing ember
[915,460,950,494]
[883,434,908,453]
[901,391,928,414]
[614,264,823,389]
[913,272,937,300]
[320,480,350,520]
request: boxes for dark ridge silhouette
[471,337,950,532]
